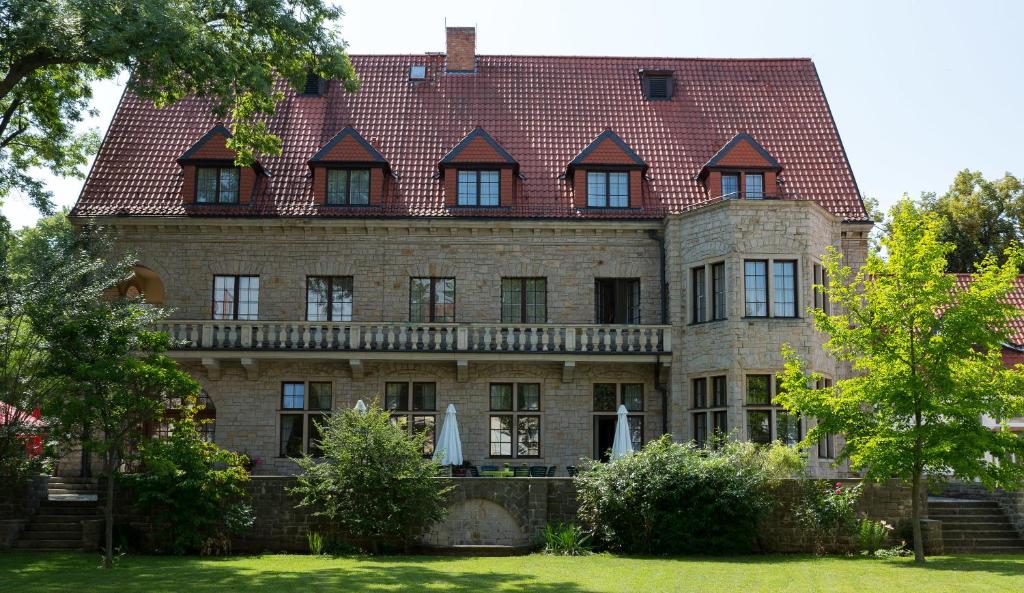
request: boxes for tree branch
[0,51,63,101]
[0,125,28,150]
[0,97,23,142]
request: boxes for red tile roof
[955,274,1024,347]
[72,55,867,221]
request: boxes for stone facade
[0,475,47,548]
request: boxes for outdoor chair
[468,466,480,477]
[546,465,557,477]
[513,464,530,477]
[529,465,547,477]
[480,465,498,473]
[567,465,577,477]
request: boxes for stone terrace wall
[0,475,47,548]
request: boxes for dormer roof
[177,125,264,173]
[699,132,781,178]
[569,130,646,171]
[309,127,389,173]
[439,127,517,172]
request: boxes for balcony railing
[156,321,671,355]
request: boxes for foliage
[542,523,593,556]
[291,403,452,553]
[574,436,805,554]
[0,0,358,211]
[794,481,861,554]
[307,531,325,556]
[777,199,1024,562]
[920,170,1024,273]
[858,519,893,555]
[124,397,252,555]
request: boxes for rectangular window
[593,383,646,460]
[326,169,370,205]
[279,414,304,457]
[410,277,455,323]
[627,416,644,451]
[693,412,708,447]
[457,170,500,206]
[692,377,707,409]
[385,382,409,411]
[489,415,513,457]
[813,263,831,315]
[692,267,706,323]
[517,416,541,457]
[711,262,726,321]
[412,382,436,411]
[196,166,240,204]
[818,432,836,459]
[745,373,802,445]
[746,375,772,405]
[721,174,740,198]
[587,171,630,208]
[386,381,437,455]
[776,411,802,445]
[518,383,541,411]
[712,376,727,407]
[595,278,640,324]
[306,276,353,322]
[743,260,768,317]
[593,383,617,412]
[712,410,728,435]
[308,382,332,411]
[279,381,332,457]
[746,410,772,445]
[212,275,259,320]
[773,260,797,317]
[282,382,305,410]
[490,383,513,411]
[745,173,764,199]
[622,384,644,412]
[488,383,542,458]
[501,278,547,323]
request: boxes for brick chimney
[446,27,476,73]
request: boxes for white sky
[7,0,1022,227]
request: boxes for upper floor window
[745,173,764,199]
[212,275,259,320]
[743,261,768,317]
[691,267,707,324]
[196,166,239,204]
[692,375,728,448]
[595,278,640,324]
[745,374,801,445]
[279,381,332,457]
[744,259,799,319]
[587,171,629,208]
[711,262,726,321]
[306,276,353,322]
[773,260,797,317]
[327,169,370,205]
[813,263,831,315]
[501,277,547,323]
[410,277,455,323]
[721,174,740,199]
[457,170,500,206]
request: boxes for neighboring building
[69,27,872,476]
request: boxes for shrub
[575,435,804,554]
[291,403,452,553]
[857,519,892,555]
[307,531,325,556]
[125,397,252,555]
[794,480,862,554]
[542,523,592,556]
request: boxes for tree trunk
[911,470,925,563]
[102,452,116,569]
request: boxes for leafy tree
[40,299,198,568]
[126,397,252,555]
[291,403,451,553]
[920,170,1024,272]
[1,0,358,211]
[778,199,1024,563]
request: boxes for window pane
[721,174,739,197]
[692,378,707,408]
[385,382,409,411]
[457,170,477,205]
[627,416,643,451]
[713,410,728,435]
[525,278,546,323]
[517,416,540,457]
[623,384,644,412]
[349,170,370,205]
[490,415,513,456]
[212,275,235,320]
[608,172,629,207]
[745,173,764,199]
[412,382,436,411]
[409,278,431,322]
[479,170,499,206]
[490,383,513,411]
[593,384,617,412]
[518,383,540,411]
[237,276,259,320]
[218,168,239,203]
[587,172,607,207]
[327,169,348,204]
[308,382,332,411]
[712,376,728,407]
[307,277,329,321]
[776,412,801,445]
[389,415,408,431]
[818,433,835,459]
[692,267,706,323]
[307,414,328,457]
[744,261,768,317]
[773,261,796,317]
[331,276,354,321]
[282,383,305,410]
[412,415,435,455]
[280,414,304,457]
[693,412,708,447]
[747,411,771,444]
[501,278,522,323]
[712,262,726,320]
[434,278,455,322]
[746,375,771,405]
[197,168,218,203]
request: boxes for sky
[7,0,1023,227]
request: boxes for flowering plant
[795,480,863,554]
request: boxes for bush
[794,480,862,554]
[291,403,452,553]
[575,436,804,554]
[858,519,893,555]
[542,523,592,556]
[124,397,252,555]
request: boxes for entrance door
[594,416,617,462]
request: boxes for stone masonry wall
[0,475,47,548]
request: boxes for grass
[1,551,1023,593]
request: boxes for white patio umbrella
[354,399,368,415]
[610,404,634,461]
[432,403,464,466]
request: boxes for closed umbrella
[610,404,634,461]
[432,403,463,466]
[354,399,367,415]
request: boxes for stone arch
[118,264,166,305]
[423,497,527,547]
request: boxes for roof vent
[301,72,324,96]
[640,70,673,100]
[409,64,427,81]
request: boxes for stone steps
[12,497,95,552]
[929,497,1024,554]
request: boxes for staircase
[13,477,98,551]
[929,497,1024,554]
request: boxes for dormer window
[409,65,427,80]
[587,171,629,208]
[722,174,740,199]
[745,173,764,199]
[698,133,782,200]
[457,170,500,206]
[640,70,673,100]
[327,169,370,205]
[196,166,239,204]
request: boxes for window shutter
[643,75,672,100]
[302,72,323,96]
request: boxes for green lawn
[1,552,1022,593]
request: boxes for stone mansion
[70,28,874,476]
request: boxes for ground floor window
[744,374,801,445]
[385,381,437,455]
[815,377,835,459]
[488,383,541,458]
[691,375,728,447]
[279,381,332,457]
[593,383,644,460]
[152,391,216,442]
